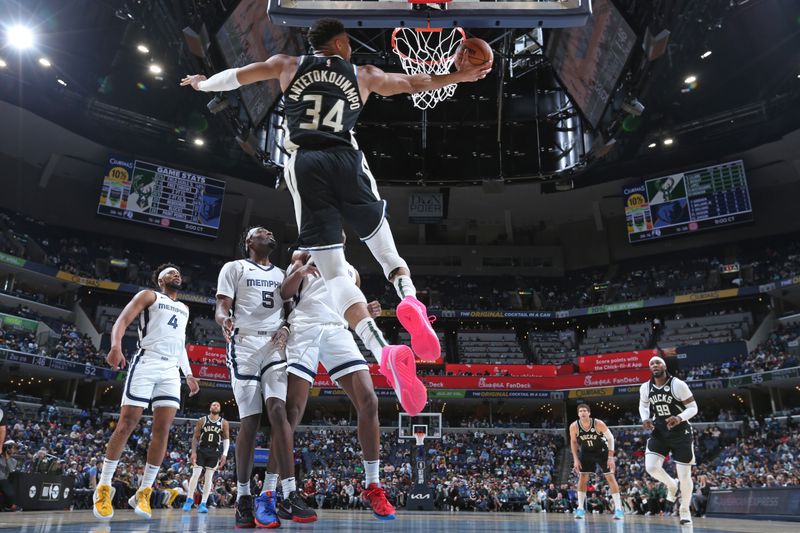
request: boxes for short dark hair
[577,403,591,413]
[308,18,346,50]
[152,263,180,287]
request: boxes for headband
[246,227,265,240]
[158,267,179,281]
[649,356,666,366]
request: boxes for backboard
[267,0,592,29]
[399,412,443,441]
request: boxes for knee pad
[362,218,408,279]
[309,247,350,280]
[326,275,367,317]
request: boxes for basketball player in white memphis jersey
[93,264,200,521]
[215,227,316,528]
[278,245,397,520]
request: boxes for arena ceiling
[0,0,799,188]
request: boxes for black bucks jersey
[198,415,224,451]
[283,55,364,151]
[577,418,608,456]
[644,376,691,432]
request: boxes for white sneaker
[666,477,679,503]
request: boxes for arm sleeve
[678,401,698,422]
[672,379,693,402]
[639,383,651,422]
[222,439,230,457]
[197,68,241,92]
[603,429,615,452]
[216,262,239,299]
[178,347,192,377]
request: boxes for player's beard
[164,281,181,291]
[253,237,276,256]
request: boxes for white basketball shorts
[286,324,368,385]
[228,333,287,419]
[121,349,181,410]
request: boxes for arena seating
[659,311,752,347]
[578,322,652,356]
[458,331,527,364]
[527,330,577,364]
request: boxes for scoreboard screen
[97,156,225,238]
[624,160,753,244]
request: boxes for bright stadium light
[7,24,35,50]
[136,43,149,54]
[648,142,657,149]
[57,78,67,86]
[193,138,204,146]
[663,138,674,146]
[149,63,162,74]
[684,75,697,84]
[700,50,712,59]
[38,57,51,68]
[0,58,6,68]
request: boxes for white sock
[612,493,622,510]
[187,466,203,497]
[676,463,694,511]
[364,459,380,486]
[99,458,119,487]
[237,481,251,500]
[281,477,296,495]
[577,491,586,509]
[393,275,417,300]
[355,317,388,364]
[202,468,215,504]
[140,463,160,489]
[645,454,678,494]
[264,473,279,494]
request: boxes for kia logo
[410,493,431,500]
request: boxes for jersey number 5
[300,95,345,132]
[262,291,274,309]
[167,314,179,329]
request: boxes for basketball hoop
[391,24,465,110]
[413,430,427,446]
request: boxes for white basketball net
[392,27,465,110]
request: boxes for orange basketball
[459,37,493,66]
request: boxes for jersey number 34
[300,95,344,133]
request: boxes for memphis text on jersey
[158,302,189,317]
[246,279,281,289]
[287,69,361,110]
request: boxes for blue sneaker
[614,508,624,520]
[254,491,280,529]
[182,499,194,512]
[575,508,586,519]
[198,502,209,514]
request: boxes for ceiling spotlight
[193,138,205,146]
[684,75,697,84]
[648,142,657,149]
[136,44,149,54]
[38,57,51,68]
[57,79,67,86]
[663,138,674,146]
[7,24,34,50]
[700,50,712,59]
[149,63,162,74]
[0,58,6,68]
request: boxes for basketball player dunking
[640,356,699,525]
[93,264,200,521]
[279,244,395,520]
[569,403,624,520]
[182,18,490,417]
[183,401,230,513]
[215,227,316,528]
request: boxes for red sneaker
[379,345,427,416]
[362,483,396,520]
[396,296,440,361]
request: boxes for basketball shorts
[196,447,220,469]
[646,424,696,465]
[286,324,369,385]
[284,147,387,248]
[121,349,181,410]
[227,333,288,419]
[579,451,612,475]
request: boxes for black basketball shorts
[646,424,695,465]
[196,447,219,469]
[579,451,612,475]
[284,147,386,248]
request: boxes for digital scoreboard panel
[624,160,753,244]
[97,156,225,238]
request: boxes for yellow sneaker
[128,487,153,518]
[93,484,116,520]
[166,488,179,506]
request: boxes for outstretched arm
[181,54,297,92]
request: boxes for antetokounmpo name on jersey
[288,70,361,110]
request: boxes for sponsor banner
[0,252,27,267]
[55,271,121,290]
[423,370,651,391]
[444,364,563,377]
[578,350,657,373]
[408,192,444,224]
[674,341,748,369]
[587,300,645,315]
[727,366,800,387]
[429,389,466,399]
[253,448,270,467]
[568,386,615,399]
[0,312,39,333]
[0,348,118,381]
[707,487,800,520]
[187,345,228,365]
[674,288,740,304]
[190,363,230,382]
[12,473,75,511]
[465,390,558,399]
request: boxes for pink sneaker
[396,296,441,361]
[380,345,427,415]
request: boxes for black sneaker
[235,494,255,529]
[278,491,317,523]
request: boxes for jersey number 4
[300,95,345,132]
[167,314,179,329]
